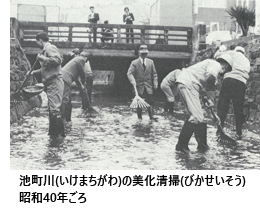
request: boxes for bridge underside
[20,41,191,59]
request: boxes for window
[219,22,227,31]
[236,0,249,7]
[211,22,219,32]
[198,0,227,8]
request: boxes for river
[10,92,260,170]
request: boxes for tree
[226,6,255,37]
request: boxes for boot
[164,101,169,112]
[194,123,209,152]
[80,89,91,110]
[175,120,195,153]
[168,102,174,114]
[148,106,157,121]
[66,102,72,122]
[60,103,67,120]
[137,108,142,120]
[56,115,66,137]
[48,113,56,136]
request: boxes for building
[150,0,193,27]
[194,0,256,44]
[149,0,256,44]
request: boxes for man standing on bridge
[127,45,158,121]
[88,6,100,43]
[28,32,65,139]
[175,54,233,153]
[60,51,91,126]
[123,7,135,43]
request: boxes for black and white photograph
[9,0,260,170]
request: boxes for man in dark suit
[123,7,134,43]
[127,45,158,121]
[88,6,99,42]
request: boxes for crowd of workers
[28,28,250,154]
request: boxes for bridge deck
[11,18,193,59]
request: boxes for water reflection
[10,96,260,170]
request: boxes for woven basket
[22,84,44,99]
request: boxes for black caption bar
[19,191,87,203]
[19,174,246,187]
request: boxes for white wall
[10,0,151,24]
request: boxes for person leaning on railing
[123,7,134,43]
[101,20,114,43]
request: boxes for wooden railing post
[187,28,192,51]
[141,29,145,44]
[189,25,199,65]
[68,26,73,42]
[164,29,168,44]
[198,24,206,50]
[117,27,121,43]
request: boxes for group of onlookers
[88,6,135,43]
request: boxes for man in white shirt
[215,46,250,140]
[175,54,233,153]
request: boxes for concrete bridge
[10,18,205,95]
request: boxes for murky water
[10,94,260,170]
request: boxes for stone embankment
[193,38,260,127]
[10,39,42,124]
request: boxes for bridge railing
[17,21,192,52]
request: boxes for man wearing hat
[127,45,158,121]
[29,32,65,138]
[60,51,91,126]
[215,46,250,140]
[175,54,233,153]
[88,6,100,43]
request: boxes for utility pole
[255,0,260,34]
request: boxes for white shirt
[176,59,222,91]
[83,61,92,76]
[223,51,250,84]
[139,57,147,67]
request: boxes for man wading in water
[161,69,182,114]
[60,51,91,126]
[175,54,233,153]
[28,32,65,139]
[214,46,251,140]
[127,45,158,121]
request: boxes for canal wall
[193,37,260,127]
[10,39,42,124]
